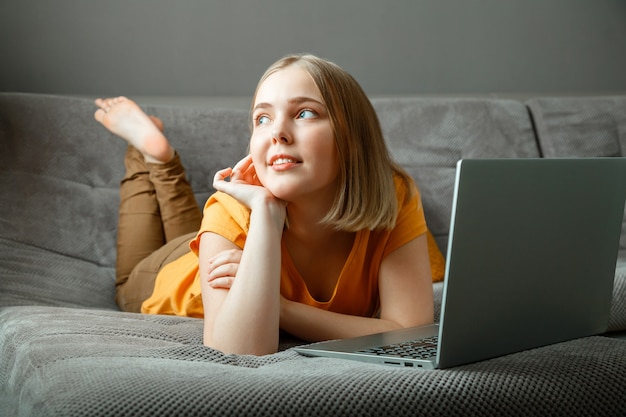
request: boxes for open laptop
[295,158,626,369]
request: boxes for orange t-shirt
[141,176,444,317]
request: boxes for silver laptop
[295,158,626,369]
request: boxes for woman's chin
[262,181,303,201]
[264,188,294,201]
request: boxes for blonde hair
[251,54,413,231]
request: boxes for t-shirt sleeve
[382,177,428,258]
[189,191,250,255]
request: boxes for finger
[207,249,242,279]
[242,161,263,186]
[209,248,242,266]
[233,158,260,186]
[208,248,243,273]
[232,157,253,181]
[240,161,257,182]
[207,263,238,282]
[233,154,253,172]
[213,167,233,186]
[209,277,233,289]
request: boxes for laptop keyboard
[357,336,439,360]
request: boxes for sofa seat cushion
[611,260,626,332]
[2,306,626,417]
[0,238,117,310]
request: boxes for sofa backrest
[0,94,122,309]
[0,93,250,310]
[527,96,626,158]
[372,98,540,252]
[527,96,626,253]
[3,93,621,311]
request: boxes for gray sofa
[1,92,625,416]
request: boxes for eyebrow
[253,96,325,112]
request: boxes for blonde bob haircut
[251,54,414,232]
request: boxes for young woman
[95,54,441,356]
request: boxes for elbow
[412,305,435,328]
[203,334,278,356]
[394,307,435,330]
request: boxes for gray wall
[1,0,625,98]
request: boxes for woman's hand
[213,155,265,206]
[207,248,242,289]
[213,154,287,229]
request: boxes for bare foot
[94,96,174,163]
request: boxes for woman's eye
[256,115,270,125]
[298,110,316,119]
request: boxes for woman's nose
[272,126,293,145]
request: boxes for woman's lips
[269,155,301,171]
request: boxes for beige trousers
[115,146,202,312]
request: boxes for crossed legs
[95,97,202,312]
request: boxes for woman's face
[249,65,339,204]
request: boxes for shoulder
[392,173,420,209]
[390,173,426,236]
[203,191,251,230]
[189,192,250,254]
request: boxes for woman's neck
[284,199,334,244]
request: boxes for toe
[94,108,106,123]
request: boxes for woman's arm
[279,234,434,342]
[200,156,286,355]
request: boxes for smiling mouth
[269,153,303,167]
[271,157,300,166]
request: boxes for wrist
[250,196,286,231]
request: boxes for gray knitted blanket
[2,305,625,416]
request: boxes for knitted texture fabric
[2,306,626,417]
